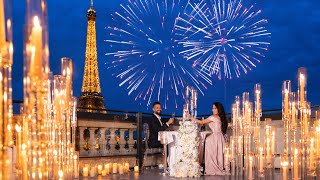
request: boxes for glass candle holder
[292,144,301,180]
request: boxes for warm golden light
[33,16,40,27]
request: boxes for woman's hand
[187,113,193,120]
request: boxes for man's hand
[167,118,174,125]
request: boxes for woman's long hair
[214,102,228,135]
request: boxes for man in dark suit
[148,101,174,148]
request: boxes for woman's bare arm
[188,114,213,125]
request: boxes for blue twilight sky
[11,0,320,115]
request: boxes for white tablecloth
[158,131,211,170]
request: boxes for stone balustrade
[78,120,137,157]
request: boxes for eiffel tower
[78,1,106,113]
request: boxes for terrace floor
[80,168,285,180]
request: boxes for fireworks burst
[105,0,212,109]
[176,0,271,79]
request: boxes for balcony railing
[12,100,320,169]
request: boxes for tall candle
[97,165,103,175]
[259,146,264,172]
[291,101,297,128]
[266,137,271,164]
[232,104,236,127]
[248,155,253,180]
[230,137,235,160]
[119,165,124,175]
[104,163,110,174]
[124,163,130,173]
[310,138,315,170]
[134,166,139,172]
[0,0,6,47]
[299,73,305,103]
[90,167,96,177]
[58,170,63,179]
[283,165,287,180]
[316,127,320,158]
[73,154,79,178]
[112,163,117,174]
[224,145,230,171]
[29,16,43,76]
[271,129,276,155]
[83,167,88,177]
[284,89,289,118]
[254,83,261,126]
[294,148,299,179]
[238,136,242,154]
[101,170,106,176]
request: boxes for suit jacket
[147,114,169,148]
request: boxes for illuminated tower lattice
[78,1,106,112]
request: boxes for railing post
[136,112,143,171]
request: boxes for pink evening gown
[204,116,229,175]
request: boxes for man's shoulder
[147,114,158,122]
[151,113,158,119]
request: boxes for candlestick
[104,163,110,174]
[248,155,253,180]
[293,148,299,179]
[224,143,230,172]
[254,83,261,126]
[230,136,235,160]
[134,166,139,172]
[124,162,130,173]
[29,16,43,76]
[282,80,291,120]
[308,137,316,176]
[83,167,89,177]
[97,165,103,175]
[0,0,6,47]
[90,167,96,177]
[119,165,124,174]
[101,170,106,176]
[258,145,264,177]
[271,127,276,155]
[298,67,307,105]
[282,165,288,180]
[73,154,79,178]
[316,123,320,159]
[282,82,290,159]
[232,103,237,128]
[113,163,118,173]
[290,92,298,129]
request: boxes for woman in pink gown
[188,102,229,175]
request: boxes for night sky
[11,0,320,115]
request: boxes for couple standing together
[148,101,229,176]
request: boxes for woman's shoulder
[208,115,221,121]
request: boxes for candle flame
[284,89,289,94]
[9,42,13,55]
[281,161,288,167]
[15,124,21,132]
[22,143,26,150]
[58,170,63,178]
[6,19,11,30]
[33,16,41,28]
